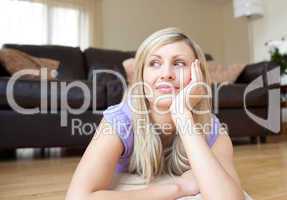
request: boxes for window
[0,0,90,49]
[50,7,80,47]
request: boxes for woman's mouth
[156,84,179,93]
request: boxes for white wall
[249,0,287,62]
[222,1,250,64]
[100,0,225,63]
[98,0,271,65]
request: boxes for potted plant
[266,38,287,85]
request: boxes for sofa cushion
[207,63,246,84]
[0,62,10,77]
[0,48,59,80]
[204,53,213,61]
[87,64,128,107]
[3,44,85,80]
[84,48,135,77]
[87,64,127,84]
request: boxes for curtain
[0,0,100,49]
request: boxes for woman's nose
[160,66,175,80]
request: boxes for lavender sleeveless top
[103,97,221,174]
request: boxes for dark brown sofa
[0,44,134,150]
[213,61,280,143]
[0,44,280,152]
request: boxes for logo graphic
[5,66,281,134]
[243,67,280,133]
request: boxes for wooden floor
[0,136,286,200]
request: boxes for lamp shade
[233,0,264,18]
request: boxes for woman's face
[143,41,196,109]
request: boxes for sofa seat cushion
[212,83,268,109]
[0,78,106,110]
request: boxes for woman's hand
[169,59,205,118]
[156,173,200,198]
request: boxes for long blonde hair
[125,27,213,183]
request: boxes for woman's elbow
[237,190,245,200]
[65,188,90,200]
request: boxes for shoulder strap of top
[207,114,221,147]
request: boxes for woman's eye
[174,61,186,67]
[149,61,161,67]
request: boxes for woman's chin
[150,96,173,111]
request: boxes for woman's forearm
[174,112,244,200]
[87,183,181,200]
[181,134,243,200]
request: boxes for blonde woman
[66,28,244,200]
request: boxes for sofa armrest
[212,83,269,109]
[235,61,279,84]
[0,77,107,110]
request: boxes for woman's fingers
[193,59,203,83]
[190,59,202,86]
[170,59,205,114]
[185,59,205,109]
[187,59,201,91]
